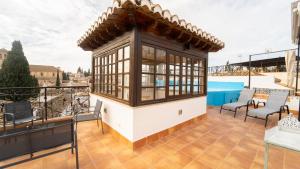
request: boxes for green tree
[0,41,39,101]
[55,69,61,88]
[77,67,82,73]
[62,72,69,80]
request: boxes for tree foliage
[62,72,69,80]
[0,41,39,101]
[55,69,61,87]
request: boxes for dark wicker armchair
[3,101,41,129]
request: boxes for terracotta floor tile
[166,151,193,167]
[183,160,212,169]
[123,156,151,169]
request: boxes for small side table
[264,126,300,169]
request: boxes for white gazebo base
[90,93,207,149]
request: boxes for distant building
[69,72,90,84]
[0,48,8,69]
[30,65,63,86]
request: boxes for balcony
[0,101,299,169]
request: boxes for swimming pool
[207,81,244,106]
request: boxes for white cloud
[0,0,295,72]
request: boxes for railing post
[44,88,48,121]
[248,55,252,89]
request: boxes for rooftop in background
[0,48,8,53]
[77,0,224,52]
[29,65,61,72]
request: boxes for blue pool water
[207,81,244,106]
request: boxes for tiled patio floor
[2,106,300,169]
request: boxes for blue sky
[0,0,295,72]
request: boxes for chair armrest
[256,101,265,108]
[3,113,15,123]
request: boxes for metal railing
[0,86,90,127]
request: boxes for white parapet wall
[90,94,206,142]
[132,97,206,141]
[208,76,289,89]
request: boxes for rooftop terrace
[0,106,298,169]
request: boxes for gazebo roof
[78,0,224,52]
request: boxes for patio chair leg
[100,118,104,134]
[286,105,290,115]
[265,115,269,128]
[220,106,223,114]
[244,114,247,122]
[233,108,238,118]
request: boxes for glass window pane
[112,86,116,96]
[182,76,186,85]
[142,88,154,101]
[124,74,129,87]
[175,86,180,95]
[118,49,123,61]
[118,87,123,99]
[175,66,180,75]
[169,76,174,86]
[156,88,166,99]
[157,64,166,74]
[187,67,191,75]
[112,54,116,63]
[142,74,154,87]
[182,66,186,76]
[109,55,112,64]
[187,84,191,94]
[182,85,186,94]
[194,69,199,76]
[124,46,130,59]
[175,76,180,85]
[182,57,186,66]
[156,49,166,74]
[104,75,107,83]
[142,64,155,73]
[143,46,155,60]
[118,62,123,73]
[169,65,175,75]
[156,75,166,87]
[112,64,116,74]
[187,77,191,85]
[108,75,111,84]
[118,75,123,86]
[124,88,129,101]
[194,77,199,85]
[108,85,112,94]
[112,75,116,85]
[142,46,155,73]
[194,86,199,94]
[124,60,130,73]
[169,86,174,96]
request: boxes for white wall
[133,97,206,141]
[90,94,206,142]
[90,94,134,141]
[208,76,289,89]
